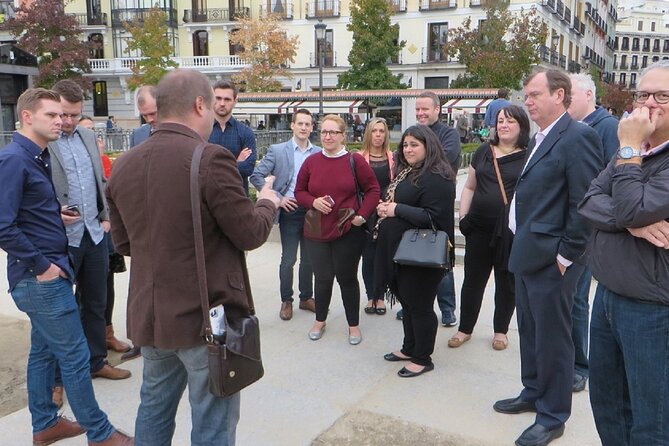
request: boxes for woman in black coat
[375,125,455,377]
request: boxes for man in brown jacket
[106,69,279,445]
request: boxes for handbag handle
[190,143,256,343]
[490,145,508,205]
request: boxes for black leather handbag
[190,143,264,398]
[393,213,451,270]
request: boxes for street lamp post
[315,20,327,122]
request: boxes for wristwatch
[617,146,641,159]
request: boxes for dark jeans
[70,230,109,373]
[306,227,366,326]
[589,285,669,446]
[436,270,456,314]
[361,234,378,301]
[459,226,515,334]
[571,267,592,378]
[516,262,583,430]
[279,208,313,302]
[397,264,445,367]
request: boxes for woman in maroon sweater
[295,115,380,344]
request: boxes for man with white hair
[567,73,619,393]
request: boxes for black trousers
[459,225,515,334]
[306,227,366,326]
[516,262,583,429]
[397,265,446,367]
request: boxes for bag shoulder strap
[490,145,508,205]
[349,153,362,208]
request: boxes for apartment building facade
[0,0,617,124]
[612,0,669,90]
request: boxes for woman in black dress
[360,117,394,316]
[375,125,455,377]
[448,105,530,351]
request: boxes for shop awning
[442,98,492,114]
[235,101,290,114]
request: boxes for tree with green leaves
[230,14,299,92]
[5,0,92,89]
[337,0,406,90]
[124,6,178,90]
[446,0,547,89]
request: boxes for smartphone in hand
[62,204,80,217]
[324,195,335,206]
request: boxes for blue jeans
[279,208,313,302]
[571,267,591,378]
[136,344,241,446]
[436,270,456,314]
[11,277,114,442]
[589,285,669,446]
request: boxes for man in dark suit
[106,69,279,445]
[250,109,321,320]
[493,69,604,446]
[129,85,157,148]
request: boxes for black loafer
[364,306,376,314]
[375,307,387,315]
[397,363,434,378]
[515,423,565,446]
[493,396,536,414]
[572,374,588,392]
[383,352,411,362]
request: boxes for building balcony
[67,12,108,27]
[419,0,456,10]
[559,55,566,69]
[555,0,564,18]
[632,45,639,51]
[183,7,250,23]
[541,0,556,13]
[653,46,660,53]
[642,45,650,52]
[309,51,337,67]
[259,1,293,18]
[631,62,638,70]
[630,82,636,89]
[619,62,628,70]
[388,0,407,12]
[87,56,247,75]
[642,61,648,68]
[421,47,451,63]
[111,8,178,28]
[563,6,571,23]
[621,44,629,51]
[306,0,340,18]
[664,45,669,53]
[568,60,581,73]
[470,0,503,7]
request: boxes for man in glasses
[579,60,669,444]
[250,109,321,321]
[49,80,131,385]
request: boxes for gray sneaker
[441,311,457,327]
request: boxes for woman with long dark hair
[375,125,455,377]
[448,105,529,351]
[360,117,394,316]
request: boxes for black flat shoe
[383,352,411,362]
[364,306,376,314]
[397,363,434,377]
[515,423,565,446]
[375,307,387,315]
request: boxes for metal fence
[0,129,296,157]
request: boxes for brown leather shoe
[106,325,131,353]
[92,363,131,380]
[279,301,293,320]
[33,416,85,446]
[120,346,141,362]
[52,385,64,409]
[88,430,134,445]
[299,298,316,313]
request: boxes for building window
[652,22,656,32]
[389,24,400,64]
[643,55,648,68]
[620,73,626,84]
[425,76,449,89]
[193,30,208,56]
[93,81,108,117]
[428,22,448,62]
[638,20,643,31]
[622,37,629,50]
[229,29,244,56]
[88,33,104,59]
[632,37,639,50]
[630,73,637,87]
[611,73,615,83]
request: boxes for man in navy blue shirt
[208,80,257,195]
[0,88,131,445]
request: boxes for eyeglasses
[320,130,344,137]
[632,91,669,104]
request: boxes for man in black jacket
[578,60,669,446]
